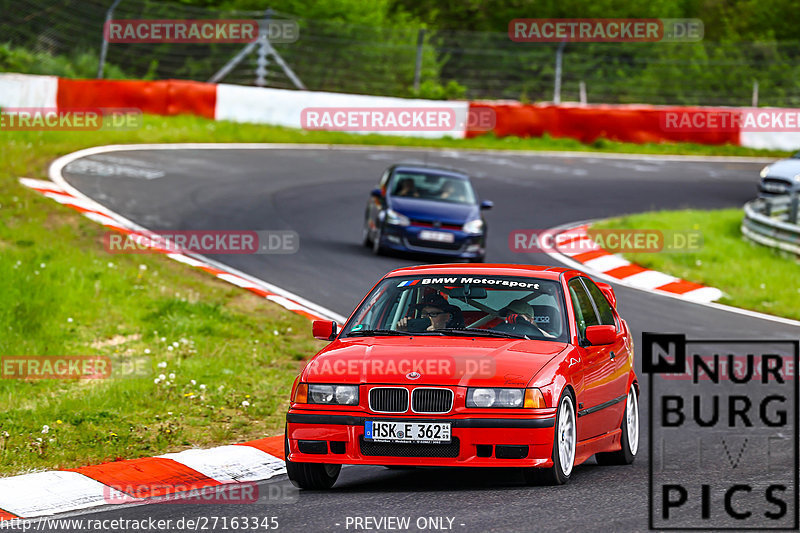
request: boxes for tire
[595,386,639,466]
[284,434,341,490]
[468,254,485,263]
[362,220,373,247]
[523,391,576,486]
[372,224,384,255]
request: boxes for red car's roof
[385,263,573,280]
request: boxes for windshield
[342,275,568,342]
[391,172,477,205]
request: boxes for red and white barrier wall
[0,73,468,139]
[215,84,470,139]
[467,101,740,145]
[0,434,285,520]
[0,73,58,108]
[2,73,799,149]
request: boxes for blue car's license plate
[418,230,455,243]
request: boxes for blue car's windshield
[392,172,477,205]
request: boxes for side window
[582,278,616,327]
[568,279,600,340]
[378,169,391,189]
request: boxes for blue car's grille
[405,236,463,251]
[410,219,462,230]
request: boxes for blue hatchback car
[362,164,492,262]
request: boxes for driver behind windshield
[494,299,553,338]
[397,293,464,332]
[439,180,467,202]
[394,177,419,197]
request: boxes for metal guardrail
[741,193,800,256]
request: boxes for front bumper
[286,410,556,467]
[380,225,485,259]
[758,178,795,197]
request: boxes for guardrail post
[413,29,425,93]
[254,9,273,87]
[790,191,799,224]
[752,80,759,107]
[97,0,123,79]
[553,40,566,104]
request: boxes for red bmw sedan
[285,264,639,488]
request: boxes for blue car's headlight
[385,209,410,226]
[463,219,484,234]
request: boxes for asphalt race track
[45,146,799,533]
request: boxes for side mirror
[585,325,616,346]
[370,188,383,199]
[595,282,617,308]
[480,200,493,210]
[312,320,338,341]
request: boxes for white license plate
[418,230,455,243]
[365,421,451,443]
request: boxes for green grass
[0,43,127,79]
[0,113,793,475]
[594,209,800,320]
[0,117,347,475]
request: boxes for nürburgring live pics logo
[644,332,798,530]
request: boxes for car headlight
[466,387,545,408]
[300,384,359,405]
[463,218,484,234]
[760,166,771,178]
[385,209,410,226]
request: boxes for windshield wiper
[432,328,529,339]
[346,329,409,337]
[346,329,444,337]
